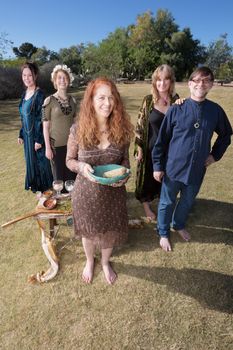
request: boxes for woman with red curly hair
[66,77,134,285]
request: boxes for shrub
[0,62,57,100]
[0,67,23,99]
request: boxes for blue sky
[1,0,232,57]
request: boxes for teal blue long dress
[19,89,53,192]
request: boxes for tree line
[0,9,233,99]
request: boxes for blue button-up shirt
[152,98,232,185]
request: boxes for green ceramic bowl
[90,164,130,185]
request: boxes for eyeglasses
[191,78,213,85]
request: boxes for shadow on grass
[53,195,233,270]
[127,192,233,247]
[187,198,233,245]
[114,262,233,314]
[27,194,232,288]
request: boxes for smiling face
[93,84,114,120]
[22,67,36,89]
[188,74,213,101]
[156,71,171,94]
[54,70,70,91]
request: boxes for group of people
[135,65,232,252]
[18,61,232,284]
[18,62,76,193]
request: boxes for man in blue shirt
[152,66,232,252]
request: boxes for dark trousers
[51,145,76,183]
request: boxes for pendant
[194,122,200,129]
[160,96,168,106]
[162,98,168,106]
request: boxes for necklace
[160,95,169,106]
[54,95,73,116]
[23,88,37,115]
[56,93,68,103]
[22,89,38,134]
[190,99,204,129]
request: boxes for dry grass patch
[0,83,233,350]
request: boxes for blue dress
[19,89,53,192]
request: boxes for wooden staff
[1,209,71,228]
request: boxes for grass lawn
[0,83,233,350]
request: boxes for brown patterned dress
[66,126,130,249]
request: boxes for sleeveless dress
[19,89,53,192]
[66,126,130,249]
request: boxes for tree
[128,11,158,79]
[82,28,131,80]
[82,43,100,78]
[153,9,179,55]
[216,62,233,83]
[49,51,60,61]
[161,28,207,80]
[98,28,129,79]
[0,57,25,68]
[59,45,84,75]
[205,34,232,74]
[0,32,13,59]
[31,46,59,65]
[127,9,179,79]
[13,42,37,59]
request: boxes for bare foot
[82,260,94,284]
[160,237,172,252]
[177,229,191,242]
[143,202,156,220]
[102,262,117,285]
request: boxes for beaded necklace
[22,89,38,134]
[53,94,73,116]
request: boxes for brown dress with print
[66,125,130,249]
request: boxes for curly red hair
[76,77,134,149]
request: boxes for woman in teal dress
[18,62,53,192]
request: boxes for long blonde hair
[151,64,176,102]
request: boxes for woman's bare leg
[82,237,95,283]
[101,247,117,285]
[143,201,156,220]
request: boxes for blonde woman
[42,64,76,183]
[134,64,179,220]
